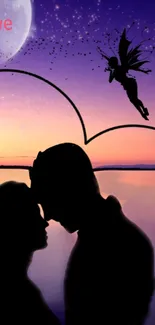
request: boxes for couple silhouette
[0,143,154,325]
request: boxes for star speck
[1,1,154,81]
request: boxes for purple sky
[0,0,155,166]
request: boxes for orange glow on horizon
[0,74,154,166]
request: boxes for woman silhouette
[0,181,60,325]
[98,28,151,120]
[107,56,149,120]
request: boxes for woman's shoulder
[26,279,61,324]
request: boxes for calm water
[0,170,155,325]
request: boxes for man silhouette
[30,143,154,325]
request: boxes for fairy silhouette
[97,28,152,120]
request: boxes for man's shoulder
[106,195,153,252]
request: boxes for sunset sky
[0,2,155,325]
[0,0,155,167]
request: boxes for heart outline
[0,69,155,170]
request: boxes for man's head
[30,143,100,233]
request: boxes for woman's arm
[109,70,115,83]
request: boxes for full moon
[0,0,32,64]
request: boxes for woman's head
[0,181,48,254]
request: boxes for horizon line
[0,165,155,171]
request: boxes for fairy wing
[118,28,151,74]
[97,46,110,61]
[118,28,131,70]
[127,44,151,73]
